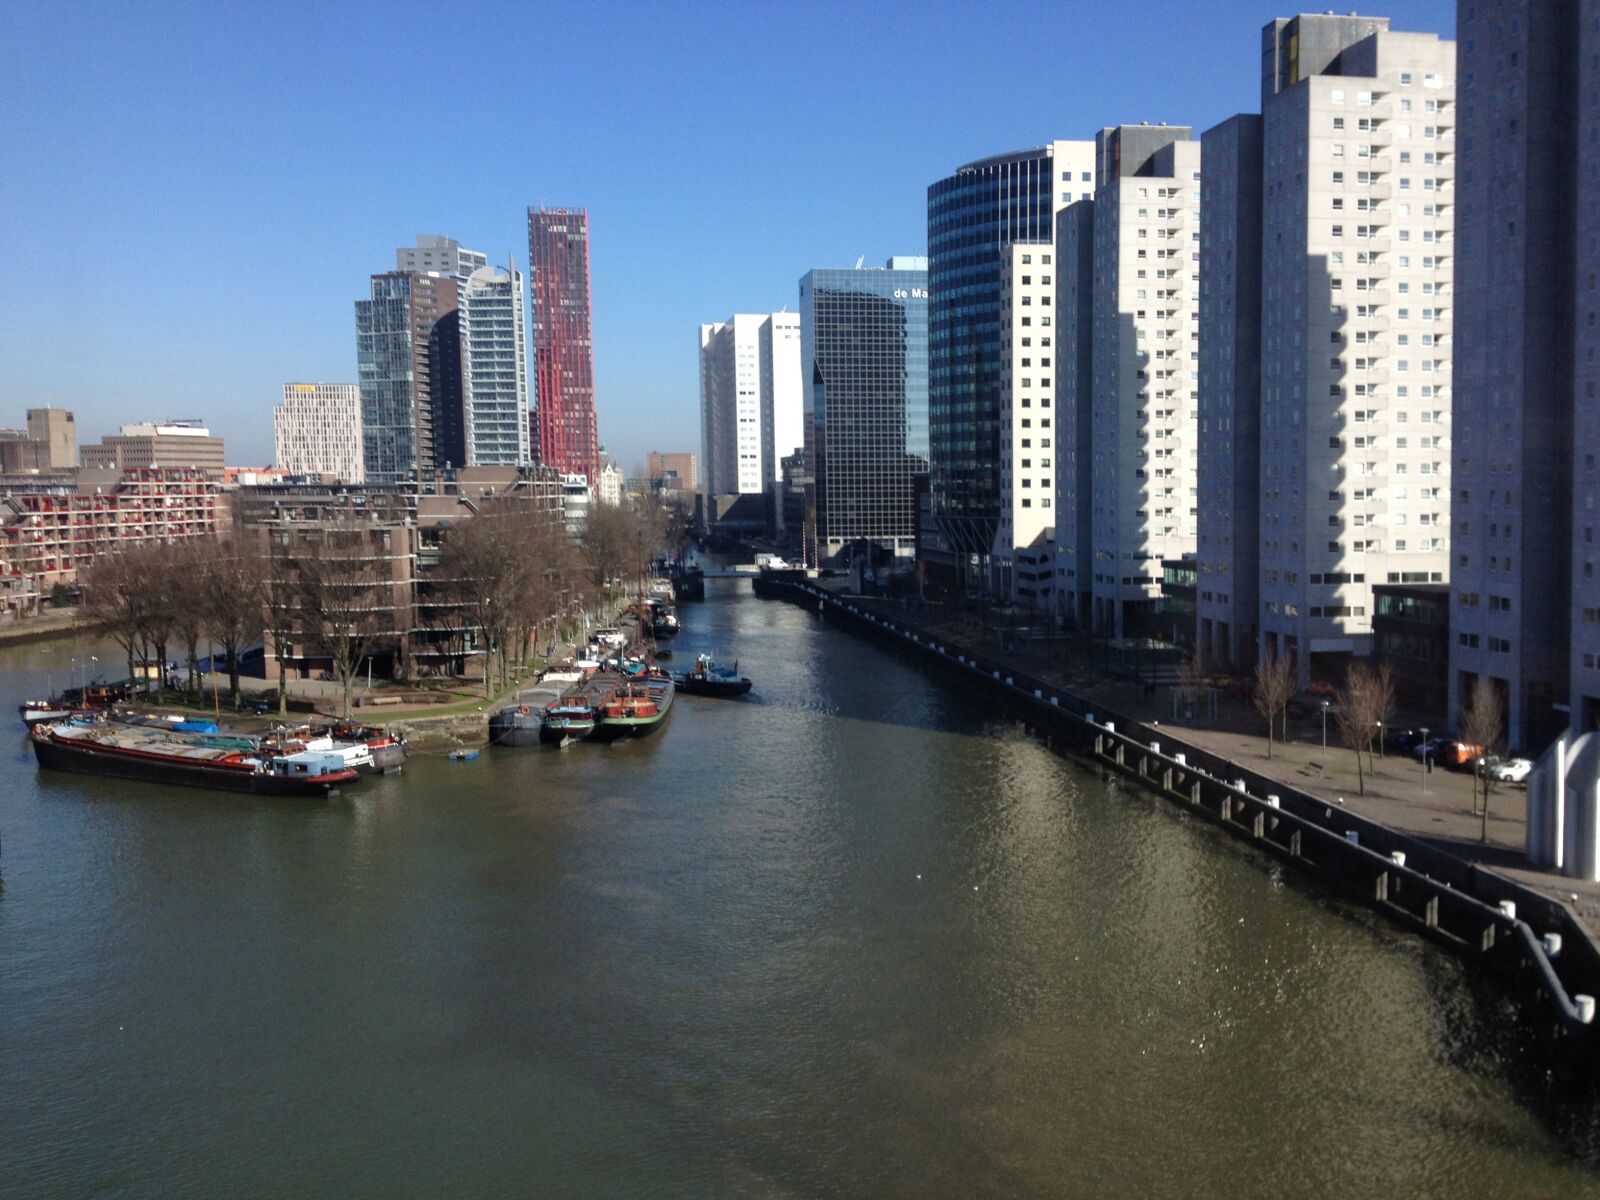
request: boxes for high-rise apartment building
[645,451,698,492]
[1452,0,1597,744]
[993,242,1057,602]
[698,313,802,499]
[926,140,1096,587]
[1203,14,1456,682]
[798,257,930,563]
[357,271,463,483]
[460,265,530,467]
[1196,115,1265,668]
[274,384,364,482]
[1056,126,1203,637]
[528,207,599,482]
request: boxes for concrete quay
[756,575,1600,1070]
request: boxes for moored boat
[594,676,675,739]
[488,703,544,747]
[19,699,77,728]
[31,720,357,797]
[540,698,599,744]
[673,653,752,698]
[328,723,408,773]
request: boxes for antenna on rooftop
[854,255,865,270]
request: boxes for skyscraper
[798,257,929,563]
[460,265,530,466]
[528,207,599,482]
[1451,0,1593,744]
[698,313,802,499]
[396,234,488,280]
[926,140,1096,588]
[1056,125,1202,637]
[356,271,463,482]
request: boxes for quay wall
[755,576,1600,1067]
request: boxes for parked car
[1305,680,1337,698]
[1385,727,1422,753]
[1441,740,1487,770]
[1412,736,1447,763]
[1489,757,1534,784]
[1205,673,1232,689]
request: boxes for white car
[1489,757,1534,784]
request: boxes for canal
[2,580,1598,1197]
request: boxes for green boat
[593,676,675,740]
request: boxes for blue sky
[0,0,1455,473]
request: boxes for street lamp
[1376,720,1384,759]
[1420,725,1429,793]
[1321,700,1329,758]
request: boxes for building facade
[993,243,1055,600]
[274,384,364,482]
[798,258,929,563]
[1254,15,1455,682]
[460,265,530,467]
[356,271,463,483]
[396,234,488,280]
[528,207,599,482]
[645,451,698,492]
[926,140,1096,587]
[698,313,802,500]
[81,421,226,476]
[1196,114,1264,669]
[1452,0,1597,744]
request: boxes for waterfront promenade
[822,586,1600,932]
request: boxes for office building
[798,257,929,563]
[356,271,463,483]
[1452,0,1595,744]
[26,409,76,469]
[274,384,364,482]
[1058,125,1202,638]
[396,234,488,280]
[596,458,623,507]
[993,243,1056,601]
[81,421,226,476]
[698,313,802,500]
[1196,14,1456,682]
[646,451,698,492]
[460,265,530,467]
[528,207,600,482]
[926,139,1096,587]
[1195,114,1264,667]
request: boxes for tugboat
[540,697,598,745]
[31,719,358,797]
[673,653,752,698]
[650,603,680,639]
[594,675,675,740]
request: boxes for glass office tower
[799,258,929,562]
[926,141,1093,586]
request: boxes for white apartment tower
[1058,125,1203,639]
[460,265,530,467]
[698,313,802,498]
[1255,15,1455,679]
[274,384,365,482]
[396,234,489,280]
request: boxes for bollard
[1150,741,1161,756]
[1087,713,1096,725]
[1104,721,1115,733]
[1390,851,1406,867]
[1267,795,1280,809]
[1234,779,1248,794]
[1544,933,1564,958]
[1498,900,1517,921]
[1034,689,1042,699]
[1577,995,1597,1025]
[1050,697,1059,707]
[1346,831,1360,846]
[1006,676,1014,686]
[1174,753,1186,765]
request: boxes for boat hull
[539,718,595,744]
[489,708,544,748]
[32,732,351,797]
[673,674,752,698]
[593,684,675,740]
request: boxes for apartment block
[1055,201,1095,625]
[81,421,226,476]
[1059,125,1202,639]
[356,271,462,483]
[994,242,1058,602]
[1256,15,1455,681]
[1450,0,1600,744]
[460,265,530,467]
[396,234,488,280]
[528,208,600,483]
[274,384,364,482]
[698,313,801,499]
[1196,114,1264,668]
[645,452,698,492]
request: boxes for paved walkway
[843,591,1600,928]
[0,608,93,647]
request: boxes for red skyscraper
[527,207,599,482]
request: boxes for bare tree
[80,551,146,691]
[1252,652,1294,759]
[1461,675,1507,839]
[1371,659,1397,766]
[286,525,395,719]
[1335,662,1384,796]
[199,541,269,708]
[1175,649,1207,721]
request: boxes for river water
[2,580,1599,1197]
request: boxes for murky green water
[2,582,1598,1197]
